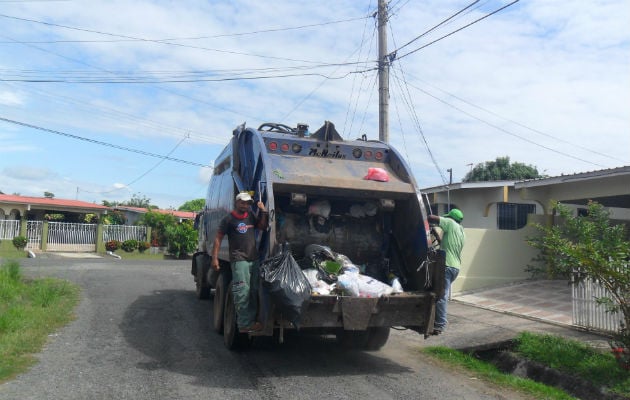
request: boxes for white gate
[26,221,43,250]
[572,275,621,334]
[47,222,97,252]
[103,225,147,243]
[0,219,20,240]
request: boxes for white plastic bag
[357,274,394,298]
[337,272,360,296]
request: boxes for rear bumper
[268,293,436,336]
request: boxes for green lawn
[0,259,81,382]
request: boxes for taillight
[269,142,278,151]
[352,148,363,158]
[281,143,290,152]
[375,151,383,160]
[292,143,302,153]
[364,150,373,159]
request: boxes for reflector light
[375,151,383,160]
[281,143,290,152]
[269,142,278,151]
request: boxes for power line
[393,0,520,61]
[404,81,609,168]
[0,69,372,84]
[0,13,363,65]
[0,116,211,168]
[81,135,191,195]
[409,77,627,164]
[390,66,448,184]
[392,0,481,54]
[0,15,369,43]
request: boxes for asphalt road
[1,257,531,400]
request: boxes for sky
[1,0,629,209]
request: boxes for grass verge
[515,332,630,396]
[423,346,576,400]
[0,246,27,259]
[0,259,80,383]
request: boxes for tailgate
[298,292,437,334]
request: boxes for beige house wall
[453,225,541,295]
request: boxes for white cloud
[0,0,628,205]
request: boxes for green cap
[443,208,463,222]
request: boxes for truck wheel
[194,254,210,300]
[212,273,225,333]
[223,282,250,350]
[365,327,390,351]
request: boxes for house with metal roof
[0,194,109,221]
[420,166,630,294]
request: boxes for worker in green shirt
[428,208,465,335]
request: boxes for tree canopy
[178,198,205,212]
[463,156,544,182]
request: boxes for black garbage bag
[260,251,312,328]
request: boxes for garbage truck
[191,121,444,350]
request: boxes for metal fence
[0,219,20,240]
[47,222,97,252]
[103,225,147,243]
[26,221,43,250]
[572,275,621,334]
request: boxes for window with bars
[497,202,536,230]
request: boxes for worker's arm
[428,214,440,224]
[211,231,224,271]
[255,201,269,230]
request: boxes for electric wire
[0,32,268,123]
[406,77,627,164]
[281,2,377,123]
[0,116,211,168]
[405,82,609,168]
[394,0,520,61]
[0,15,369,43]
[0,13,366,65]
[343,1,378,138]
[390,65,448,184]
[80,135,195,195]
[0,81,225,145]
[392,0,481,54]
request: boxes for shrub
[121,239,138,253]
[137,241,150,253]
[165,222,197,259]
[12,236,28,250]
[527,200,630,367]
[105,240,121,252]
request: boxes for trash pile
[259,244,405,328]
[300,244,403,298]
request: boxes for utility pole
[378,0,389,143]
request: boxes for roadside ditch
[464,340,627,400]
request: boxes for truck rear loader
[191,121,444,350]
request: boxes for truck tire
[365,327,390,351]
[212,273,225,333]
[223,282,251,350]
[194,253,210,300]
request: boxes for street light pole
[446,168,452,211]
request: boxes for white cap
[235,192,253,202]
